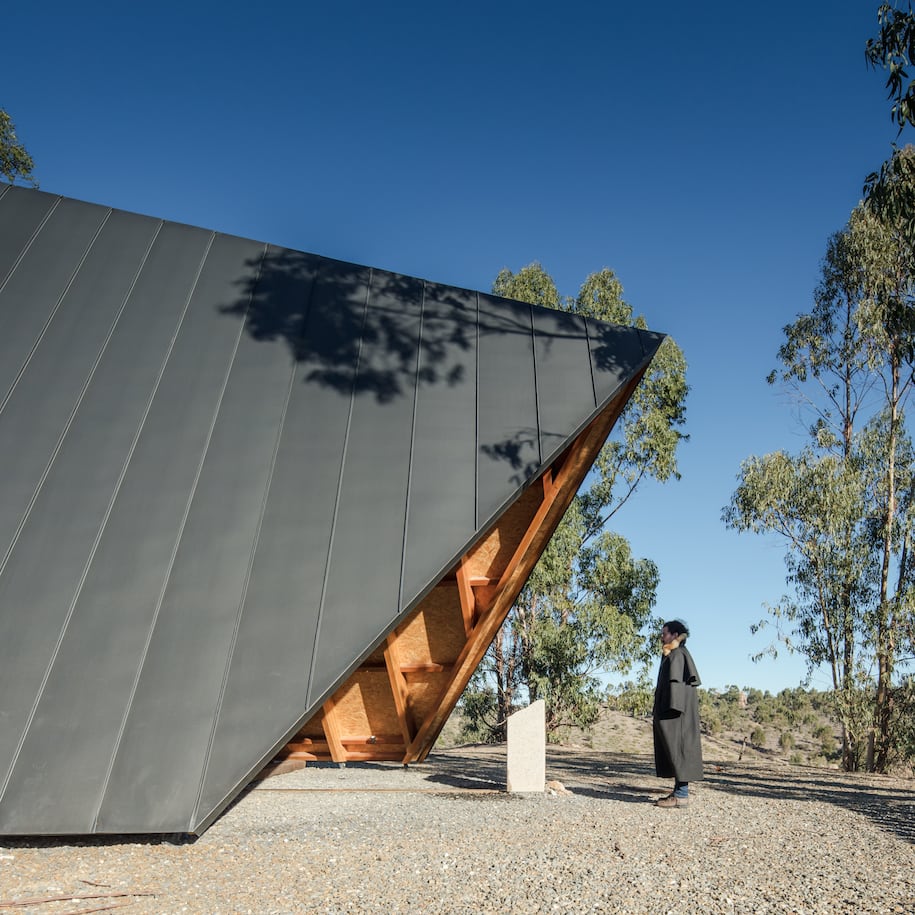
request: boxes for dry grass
[437,703,849,769]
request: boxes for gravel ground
[1,746,913,914]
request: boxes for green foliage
[865,145,915,256]
[866,3,915,133]
[493,264,562,310]
[607,675,654,718]
[451,685,867,773]
[865,4,915,237]
[0,109,37,187]
[458,671,504,744]
[887,678,915,765]
[724,199,915,773]
[699,686,744,731]
[752,701,778,725]
[461,263,688,740]
[697,691,724,735]
[702,713,723,736]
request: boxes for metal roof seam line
[583,316,598,410]
[190,244,290,830]
[397,280,426,613]
[304,266,373,708]
[0,219,165,805]
[191,367,301,833]
[0,208,115,585]
[527,301,543,473]
[95,232,261,834]
[195,251,326,824]
[0,193,60,297]
[473,290,480,531]
[0,204,108,418]
[280,256,332,712]
[89,230,220,832]
[167,239,272,832]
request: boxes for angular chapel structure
[0,185,665,836]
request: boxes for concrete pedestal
[506,699,545,792]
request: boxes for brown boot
[655,794,689,808]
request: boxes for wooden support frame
[273,370,648,769]
[455,562,476,637]
[320,698,347,761]
[384,633,416,748]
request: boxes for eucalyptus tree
[725,448,872,769]
[725,202,915,771]
[867,2,915,133]
[865,5,915,241]
[0,109,36,187]
[462,263,687,740]
[860,152,915,769]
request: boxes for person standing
[652,619,703,808]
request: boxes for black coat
[652,643,703,782]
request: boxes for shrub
[779,731,794,751]
[702,713,723,736]
[750,726,767,747]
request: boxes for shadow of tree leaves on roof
[220,248,478,404]
[217,245,657,498]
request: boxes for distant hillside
[439,687,854,771]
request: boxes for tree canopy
[723,4,915,775]
[725,199,915,772]
[867,2,915,133]
[865,6,915,240]
[462,263,688,740]
[0,109,37,187]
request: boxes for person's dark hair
[663,619,689,639]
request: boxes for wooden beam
[340,735,404,746]
[321,696,347,762]
[284,740,313,752]
[541,467,555,498]
[384,633,416,746]
[493,465,564,594]
[455,560,476,637]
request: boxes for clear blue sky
[4,1,903,692]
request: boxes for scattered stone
[1,748,911,914]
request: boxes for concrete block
[507,699,545,792]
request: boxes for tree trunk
[492,630,511,742]
[872,351,901,772]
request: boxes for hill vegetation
[441,685,914,777]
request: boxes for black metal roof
[0,184,663,835]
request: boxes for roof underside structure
[0,184,664,837]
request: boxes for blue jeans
[674,781,689,798]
